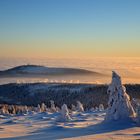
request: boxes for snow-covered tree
[60,104,71,121]
[99,104,104,111]
[0,106,9,115]
[41,103,47,112]
[105,71,136,121]
[50,100,56,112]
[76,101,84,112]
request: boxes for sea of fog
[0,57,140,84]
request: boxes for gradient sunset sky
[0,0,140,58]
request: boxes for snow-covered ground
[0,111,140,140]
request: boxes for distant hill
[0,65,103,77]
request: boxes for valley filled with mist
[0,57,140,85]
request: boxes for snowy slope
[0,111,140,140]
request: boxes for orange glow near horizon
[1,39,140,59]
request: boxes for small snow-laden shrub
[60,104,72,121]
[76,101,84,112]
[99,104,104,111]
[41,103,47,112]
[0,106,9,115]
[50,100,57,113]
[37,104,41,113]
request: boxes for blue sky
[0,0,140,58]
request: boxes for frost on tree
[76,101,84,112]
[61,104,71,121]
[105,71,136,121]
